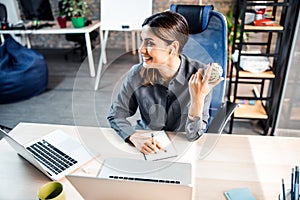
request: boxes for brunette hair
[142,11,189,53]
[140,11,189,85]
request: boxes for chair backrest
[170,4,228,125]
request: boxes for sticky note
[224,187,256,200]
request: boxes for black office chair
[0,3,6,44]
[0,3,8,42]
[0,3,7,23]
[170,4,238,134]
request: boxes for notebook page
[143,131,178,161]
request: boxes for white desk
[0,21,101,77]
[1,122,300,199]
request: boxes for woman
[107,11,221,155]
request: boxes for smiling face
[139,26,173,69]
[138,11,189,83]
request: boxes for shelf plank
[231,70,275,79]
[238,70,275,78]
[234,100,268,119]
[244,25,284,31]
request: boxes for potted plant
[56,10,67,28]
[62,0,87,28]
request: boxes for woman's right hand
[188,64,223,119]
[129,132,164,155]
[189,64,212,101]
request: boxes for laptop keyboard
[109,175,181,184]
[26,140,78,175]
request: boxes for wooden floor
[0,47,267,136]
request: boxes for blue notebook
[224,187,256,200]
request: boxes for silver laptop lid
[0,128,51,177]
[97,157,192,186]
[66,174,193,200]
[0,128,92,180]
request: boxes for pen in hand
[151,133,167,153]
[151,133,155,145]
[151,133,157,154]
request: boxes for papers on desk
[224,187,256,200]
[143,131,178,161]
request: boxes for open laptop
[66,157,193,200]
[0,128,93,180]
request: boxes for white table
[0,21,101,77]
[1,122,299,199]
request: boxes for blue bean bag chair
[0,36,48,104]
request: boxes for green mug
[37,181,65,200]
